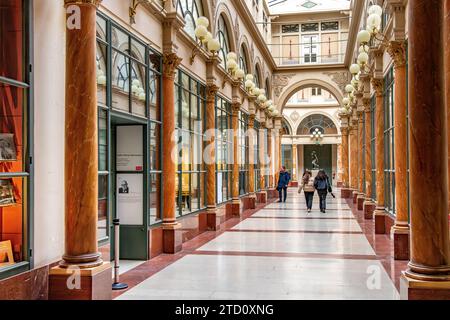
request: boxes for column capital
[363,97,371,112]
[64,0,102,7]
[387,40,407,69]
[371,78,384,97]
[231,102,241,114]
[206,84,219,103]
[249,114,256,127]
[162,53,182,79]
[341,127,349,135]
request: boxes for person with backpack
[276,166,291,203]
[298,170,315,213]
[314,170,333,213]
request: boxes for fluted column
[388,41,410,260]
[401,0,450,300]
[372,78,385,234]
[49,0,111,300]
[205,84,219,229]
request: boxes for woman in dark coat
[314,170,332,213]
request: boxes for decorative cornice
[64,0,101,6]
[162,53,182,79]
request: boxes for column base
[163,223,182,254]
[337,181,343,188]
[249,194,256,209]
[363,201,376,220]
[206,207,220,231]
[357,194,365,210]
[289,181,299,187]
[352,191,359,204]
[374,208,386,234]
[400,273,450,300]
[49,262,112,300]
[256,191,267,204]
[392,226,410,260]
[267,188,279,199]
[341,188,352,199]
[226,200,241,218]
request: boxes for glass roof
[267,0,351,15]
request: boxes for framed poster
[0,134,17,161]
[117,174,143,225]
[116,126,144,172]
[0,179,15,207]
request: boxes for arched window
[254,65,261,88]
[239,45,249,75]
[217,15,231,69]
[282,119,291,135]
[177,0,204,39]
[265,78,271,99]
[297,114,338,135]
[115,52,144,92]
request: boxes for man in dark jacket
[277,166,291,203]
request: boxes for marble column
[49,0,111,300]
[401,0,450,300]
[446,0,450,223]
[349,117,358,200]
[258,121,268,203]
[363,98,376,219]
[205,84,219,229]
[357,108,365,210]
[388,41,410,260]
[372,78,386,235]
[230,102,241,215]
[248,113,257,209]
[341,126,350,195]
[292,144,298,182]
[161,53,182,253]
[267,125,273,188]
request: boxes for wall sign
[116,126,143,172]
[117,174,143,226]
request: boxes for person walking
[298,170,315,213]
[276,166,291,203]
[314,170,332,213]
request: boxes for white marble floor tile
[198,231,376,256]
[116,255,398,300]
[252,209,355,219]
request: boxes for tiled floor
[116,189,400,300]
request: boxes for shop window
[216,96,232,204]
[96,13,163,237]
[239,111,249,196]
[384,68,395,216]
[0,0,32,278]
[175,71,206,216]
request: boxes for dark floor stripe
[248,216,356,220]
